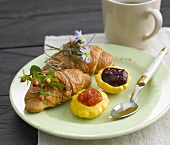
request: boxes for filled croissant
[45,44,114,75]
[25,69,91,113]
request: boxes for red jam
[78,88,102,106]
[101,68,127,87]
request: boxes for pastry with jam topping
[70,88,109,119]
[95,66,131,94]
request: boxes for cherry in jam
[78,88,102,106]
[101,67,128,86]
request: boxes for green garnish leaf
[24,75,31,80]
[39,75,46,84]
[40,91,50,96]
[20,64,66,97]
[33,71,40,80]
[47,70,55,78]
[30,65,42,74]
[22,69,26,75]
[49,82,64,88]
[51,78,59,82]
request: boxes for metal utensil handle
[137,47,168,86]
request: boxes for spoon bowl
[111,101,138,118]
[111,47,168,119]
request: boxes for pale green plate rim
[9,43,170,140]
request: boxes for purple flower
[79,46,91,63]
[74,30,86,43]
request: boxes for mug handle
[144,9,163,40]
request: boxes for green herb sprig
[45,30,95,67]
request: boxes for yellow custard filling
[95,66,131,94]
[70,89,109,119]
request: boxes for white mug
[102,0,163,49]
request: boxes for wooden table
[0,0,169,144]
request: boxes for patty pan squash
[70,88,109,119]
[95,66,131,94]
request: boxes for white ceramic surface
[102,0,162,49]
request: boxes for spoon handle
[137,47,168,86]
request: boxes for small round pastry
[70,88,109,119]
[95,66,131,94]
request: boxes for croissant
[45,45,114,75]
[25,69,91,113]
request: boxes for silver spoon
[111,47,168,119]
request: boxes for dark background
[0,0,169,145]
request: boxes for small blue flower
[80,46,91,63]
[75,30,86,43]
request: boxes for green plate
[9,44,170,139]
